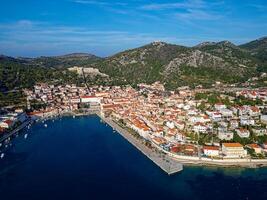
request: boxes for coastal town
[2,82,267,168]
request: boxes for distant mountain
[239,37,267,55]
[17,53,102,69]
[1,37,267,91]
[239,37,267,72]
[92,41,189,86]
[56,53,98,58]
[0,55,27,64]
[92,40,262,88]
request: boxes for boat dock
[98,115,183,175]
[0,119,32,143]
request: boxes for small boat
[0,153,4,159]
[73,115,76,118]
[0,143,2,147]
[44,124,48,128]
[24,134,28,139]
[5,138,10,144]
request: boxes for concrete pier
[0,119,32,143]
[98,115,183,175]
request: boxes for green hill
[1,36,267,99]
[18,53,102,69]
[92,40,263,89]
[0,56,83,106]
[239,37,267,72]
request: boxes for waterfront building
[222,143,247,158]
[203,146,220,157]
[247,144,262,154]
[0,119,14,129]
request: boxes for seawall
[97,114,183,175]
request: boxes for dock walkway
[0,119,32,143]
[98,115,183,175]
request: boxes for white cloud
[71,0,127,6]
[140,0,206,10]
[0,20,189,56]
[176,9,222,21]
[72,0,109,5]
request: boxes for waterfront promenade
[32,111,267,169]
[151,141,267,168]
[97,114,267,169]
[97,114,183,175]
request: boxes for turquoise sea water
[0,115,267,200]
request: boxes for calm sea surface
[0,115,267,200]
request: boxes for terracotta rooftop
[222,143,243,148]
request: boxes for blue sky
[0,0,266,57]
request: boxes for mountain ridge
[1,36,267,90]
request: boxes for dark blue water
[0,116,267,200]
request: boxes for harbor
[97,114,183,175]
[97,114,267,170]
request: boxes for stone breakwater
[97,114,183,175]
